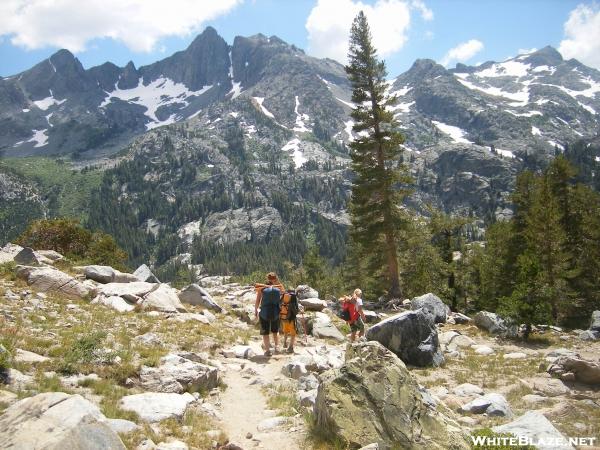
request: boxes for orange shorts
[280,319,296,336]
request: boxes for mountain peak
[407,59,447,78]
[523,46,563,66]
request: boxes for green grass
[0,157,103,222]
[264,383,299,417]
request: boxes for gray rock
[119,392,196,422]
[578,330,599,341]
[15,265,92,299]
[311,312,345,341]
[473,311,518,337]
[460,393,512,417]
[452,383,484,397]
[14,348,49,364]
[366,309,444,367]
[411,293,449,323]
[222,345,255,359]
[92,294,136,312]
[492,411,574,450]
[178,284,223,312]
[14,247,48,266]
[451,312,472,324]
[297,389,317,407]
[296,285,319,300]
[106,418,139,434]
[282,361,308,379]
[156,440,188,450]
[313,341,469,449]
[140,353,219,393]
[547,356,600,385]
[140,284,188,313]
[134,332,163,346]
[299,298,327,311]
[257,416,287,431]
[0,392,126,449]
[84,265,118,284]
[134,264,160,283]
[363,310,381,323]
[36,250,64,262]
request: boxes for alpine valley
[1,27,600,274]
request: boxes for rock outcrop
[139,353,219,393]
[134,264,160,283]
[313,341,469,449]
[366,309,444,367]
[84,265,139,284]
[0,392,126,449]
[16,265,93,299]
[547,356,600,385]
[119,392,196,422]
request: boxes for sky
[1,0,599,79]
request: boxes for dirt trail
[218,341,304,449]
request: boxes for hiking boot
[286,346,294,354]
[264,350,272,357]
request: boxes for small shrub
[58,331,111,374]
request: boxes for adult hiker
[254,272,284,356]
[340,288,367,342]
[280,289,301,353]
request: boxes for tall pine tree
[345,11,412,298]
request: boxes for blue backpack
[260,286,281,321]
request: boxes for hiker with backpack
[340,288,367,342]
[280,289,301,353]
[254,272,284,356]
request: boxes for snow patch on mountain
[24,129,49,147]
[457,78,529,106]
[33,91,66,111]
[476,60,531,78]
[432,121,472,144]
[253,97,275,119]
[101,77,213,129]
[282,138,306,168]
[293,96,310,133]
[531,126,542,136]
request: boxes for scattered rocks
[140,353,219,394]
[366,309,444,367]
[492,411,574,450]
[460,393,512,417]
[313,341,469,449]
[0,392,126,449]
[504,352,527,359]
[472,344,495,355]
[473,311,517,337]
[547,356,600,385]
[282,361,308,379]
[178,284,223,312]
[257,416,287,431]
[134,332,163,346]
[119,392,196,422]
[439,331,475,352]
[410,293,449,323]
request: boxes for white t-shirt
[355,297,363,308]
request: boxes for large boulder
[0,243,23,263]
[311,312,345,341]
[410,293,449,323]
[178,284,223,312]
[473,311,518,337]
[141,284,187,313]
[134,264,160,283]
[366,309,444,367]
[296,285,319,300]
[299,298,327,311]
[119,392,195,422]
[313,341,469,449]
[0,392,126,449]
[14,247,52,266]
[16,265,93,299]
[140,353,219,393]
[492,411,574,450]
[547,356,600,385]
[84,265,138,284]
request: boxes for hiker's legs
[262,334,271,350]
[272,332,279,351]
[259,317,272,355]
[350,331,357,342]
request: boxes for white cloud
[306,0,414,64]
[411,0,433,21]
[559,3,600,69]
[440,39,484,67]
[0,0,242,53]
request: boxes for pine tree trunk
[386,231,402,298]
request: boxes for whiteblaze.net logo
[471,435,597,447]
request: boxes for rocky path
[218,342,306,449]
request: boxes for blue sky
[1,0,599,78]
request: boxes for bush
[58,331,114,374]
[17,218,128,268]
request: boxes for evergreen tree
[345,11,412,298]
